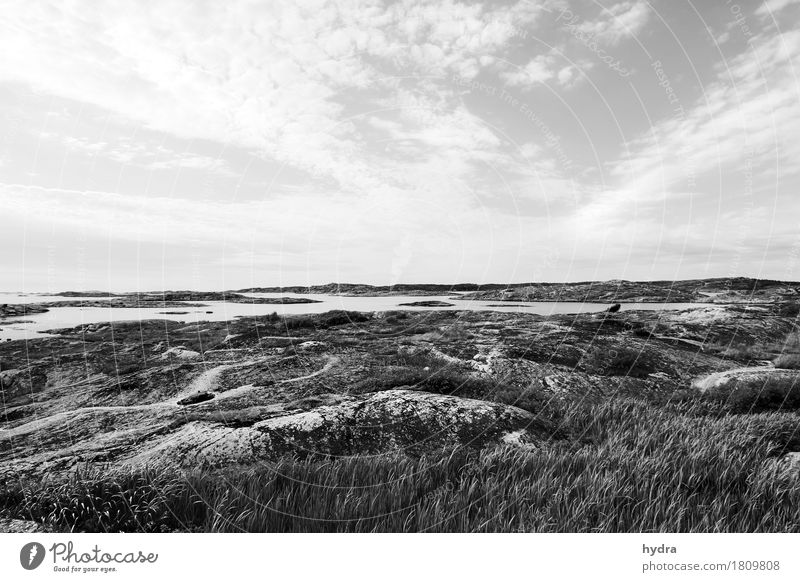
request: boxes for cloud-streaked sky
[2,0,799,291]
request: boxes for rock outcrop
[126,390,543,468]
[159,346,201,361]
[0,304,48,318]
[253,389,541,456]
[0,369,47,406]
[0,518,47,533]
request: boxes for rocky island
[457,277,800,304]
[39,291,322,309]
[235,277,800,303]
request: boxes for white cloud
[577,1,650,45]
[0,0,546,197]
[756,0,800,17]
[498,52,592,90]
[501,56,556,86]
[44,133,238,176]
[606,27,800,204]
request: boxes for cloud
[1,179,571,286]
[46,133,238,175]
[608,26,800,200]
[756,0,800,17]
[576,1,650,45]
[0,0,546,196]
[501,56,557,86]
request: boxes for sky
[1,0,800,292]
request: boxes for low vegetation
[703,330,800,367]
[581,345,656,378]
[774,332,800,369]
[3,298,800,533]
[776,301,800,318]
[774,354,800,369]
[2,397,798,533]
[353,349,501,398]
[701,374,800,413]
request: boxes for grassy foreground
[2,396,798,533]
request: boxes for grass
[352,349,507,400]
[581,345,656,378]
[3,397,798,533]
[776,301,800,318]
[701,374,800,413]
[704,330,800,365]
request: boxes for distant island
[238,277,799,303]
[398,300,456,307]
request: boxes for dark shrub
[96,357,146,376]
[318,310,371,327]
[582,345,655,378]
[177,392,215,406]
[702,374,800,412]
[353,349,502,398]
[776,301,800,318]
[280,310,371,331]
[354,365,500,398]
[774,354,800,369]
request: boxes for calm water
[0,292,702,341]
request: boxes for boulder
[542,372,596,396]
[295,341,326,353]
[159,346,201,361]
[177,392,215,406]
[252,389,541,456]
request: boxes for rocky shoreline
[24,293,323,311]
[0,304,49,319]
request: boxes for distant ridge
[44,277,800,300]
